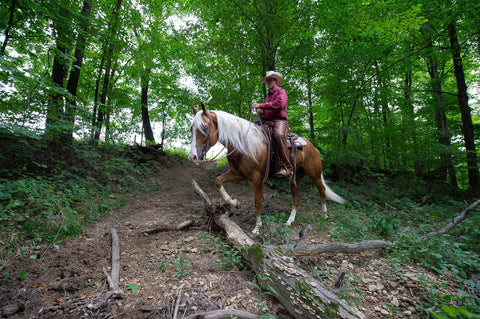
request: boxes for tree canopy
[1,0,479,190]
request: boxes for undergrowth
[0,135,159,264]
[254,170,479,317]
[323,174,480,317]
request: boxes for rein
[203,145,236,163]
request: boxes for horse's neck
[215,112,264,161]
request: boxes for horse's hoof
[232,199,240,209]
[323,214,329,220]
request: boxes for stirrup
[275,167,291,178]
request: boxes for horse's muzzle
[188,152,205,165]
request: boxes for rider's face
[266,78,278,90]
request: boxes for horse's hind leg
[285,169,305,226]
[215,170,245,208]
[311,174,328,219]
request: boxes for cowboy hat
[261,70,284,86]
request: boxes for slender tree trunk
[46,45,67,130]
[425,23,457,187]
[91,55,104,140]
[45,32,70,147]
[92,0,122,144]
[94,62,111,141]
[160,108,166,150]
[140,67,155,143]
[64,1,92,146]
[1,0,16,56]
[104,69,116,143]
[448,22,479,191]
[403,68,422,175]
[306,57,315,141]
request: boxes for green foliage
[201,233,248,271]
[316,174,480,316]
[126,283,139,293]
[158,260,168,272]
[18,269,29,280]
[0,138,156,261]
[246,273,277,315]
[433,306,480,319]
[257,212,294,247]
[173,251,192,277]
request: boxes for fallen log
[421,199,480,239]
[293,225,392,256]
[192,180,365,319]
[110,227,120,293]
[184,309,261,319]
[144,220,193,235]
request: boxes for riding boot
[273,120,293,178]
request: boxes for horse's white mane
[192,110,265,162]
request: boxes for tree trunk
[160,108,167,150]
[91,55,104,141]
[45,6,72,149]
[306,56,315,141]
[425,22,457,187]
[403,67,422,175]
[45,44,67,135]
[92,0,122,144]
[64,1,92,146]
[141,67,155,143]
[104,69,116,143]
[1,0,16,56]
[448,22,480,191]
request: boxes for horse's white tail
[322,174,347,204]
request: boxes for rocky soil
[0,155,462,318]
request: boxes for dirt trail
[1,156,458,318]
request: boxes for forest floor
[0,154,461,319]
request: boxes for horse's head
[188,102,218,165]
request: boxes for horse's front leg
[215,169,245,208]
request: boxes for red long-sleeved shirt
[259,87,288,120]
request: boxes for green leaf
[126,283,139,293]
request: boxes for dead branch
[144,220,193,235]
[333,260,348,293]
[294,239,393,256]
[110,227,120,293]
[293,225,392,256]
[102,267,114,291]
[172,290,182,319]
[184,309,261,319]
[192,179,212,207]
[422,199,480,238]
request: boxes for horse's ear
[192,103,199,115]
[200,101,208,115]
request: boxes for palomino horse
[188,102,346,234]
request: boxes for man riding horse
[250,70,293,178]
